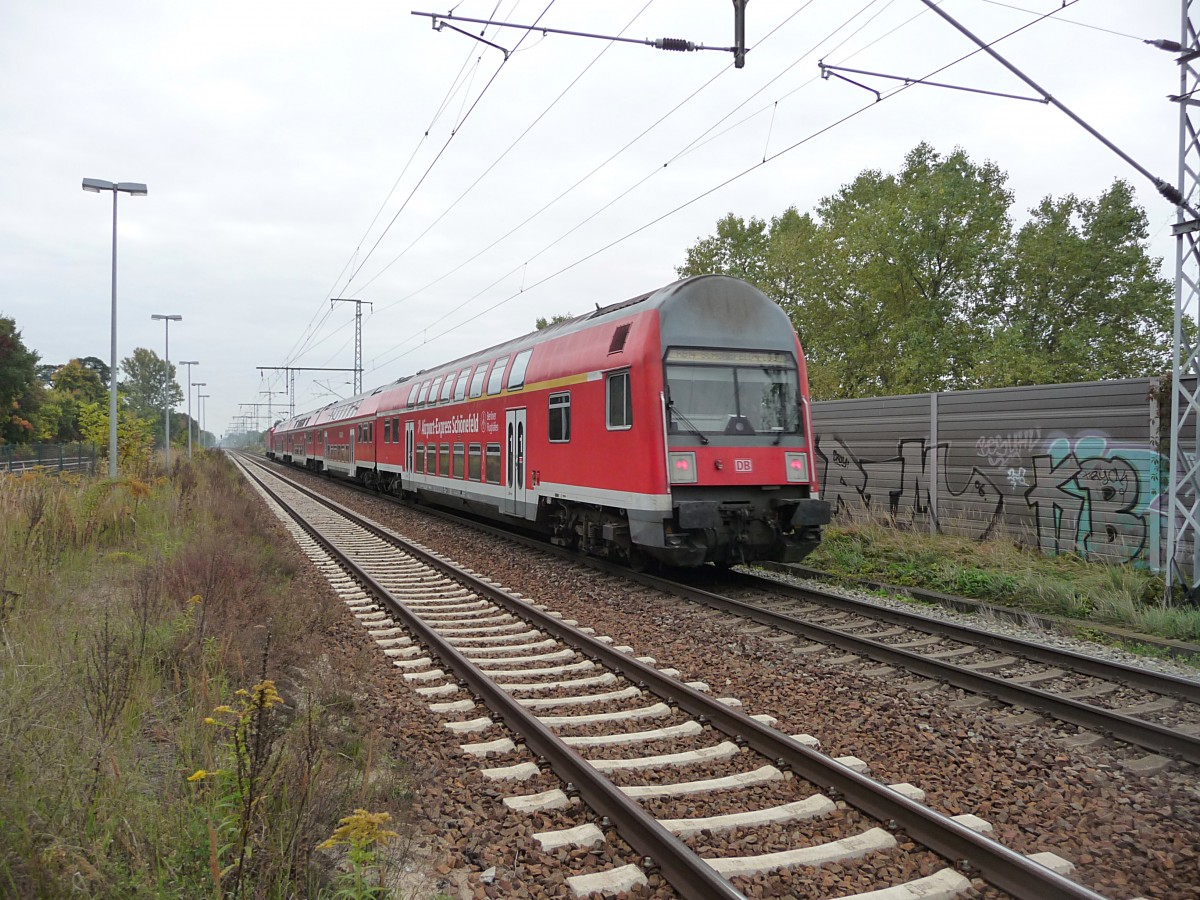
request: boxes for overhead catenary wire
[273,27,495,381]
[275,2,550,387]
[367,1,937,370]
[346,0,658,300]
[367,0,1088,375]
[358,0,846,341]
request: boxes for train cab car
[518,274,830,566]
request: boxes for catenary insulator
[654,37,695,52]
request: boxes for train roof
[276,275,787,429]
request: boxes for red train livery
[266,275,831,567]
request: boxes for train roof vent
[608,323,631,355]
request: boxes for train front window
[664,348,800,436]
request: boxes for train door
[504,407,527,516]
[404,421,415,475]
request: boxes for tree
[120,348,183,439]
[676,144,1171,399]
[0,316,42,444]
[78,400,155,473]
[978,179,1174,386]
[535,313,574,330]
[678,213,772,286]
[36,359,109,442]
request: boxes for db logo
[735,459,753,473]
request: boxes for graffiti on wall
[1022,436,1160,565]
[816,436,1006,540]
[815,431,1166,568]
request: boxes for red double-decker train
[266,275,830,567]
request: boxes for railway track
[235,453,1108,899]
[631,567,1200,770]
[260,454,1200,770]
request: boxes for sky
[0,1,1186,440]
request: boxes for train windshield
[664,348,801,437]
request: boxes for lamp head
[82,178,114,193]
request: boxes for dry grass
[0,454,416,898]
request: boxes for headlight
[785,452,809,483]
[668,451,697,484]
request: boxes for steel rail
[622,567,1200,766]
[252,455,1200,760]
[238,458,744,900]
[239,455,1107,900]
[730,568,1200,702]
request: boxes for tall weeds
[0,455,414,897]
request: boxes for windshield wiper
[668,402,709,445]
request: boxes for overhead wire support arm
[819,63,881,102]
[430,18,510,59]
[917,0,1197,217]
[819,62,1046,104]
[411,10,734,59]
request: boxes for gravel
[259,466,1200,899]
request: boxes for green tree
[36,359,109,442]
[0,316,42,444]
[535,313,574,330]
[78,400,155,472]
[978,179,1174,386]
[677,144,1171,399]
[678,213,772,287]
[120,348,183,440]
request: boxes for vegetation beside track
[0,454,417,898]
[802,518,1200,646]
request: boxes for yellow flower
[250,680,283,709]
[187,594,203,605]
[317,809,400,852]
[187,770,208,782]
[203,717,217,726]
[212,705,233,715]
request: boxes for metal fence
[812,378,1175,571]
[0,442,99,475]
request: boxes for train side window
[469,365,487,398]
[468,443,482,480]
[439,376,454,403]
[453,368,470,401]
[486,356,509,395]
[453,442,465,478]
[485,443,501,484]
[417,381,431,406]
[424,443,435,473]
[384,420,391,444]
[415,443,425,472]
[606,370,632,430]
[406,386,416,409]
[507,349,533,391]
[439,443,451,476]
[548,392,571,442]
[392,417,399,439]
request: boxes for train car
[272,275,830,566]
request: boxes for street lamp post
[192,383,206,448]
[151,314,182,468]
[179,361,199,458]
[82,178,147,478]
[197,393,210,448]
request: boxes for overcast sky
[0,1,1184,439]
